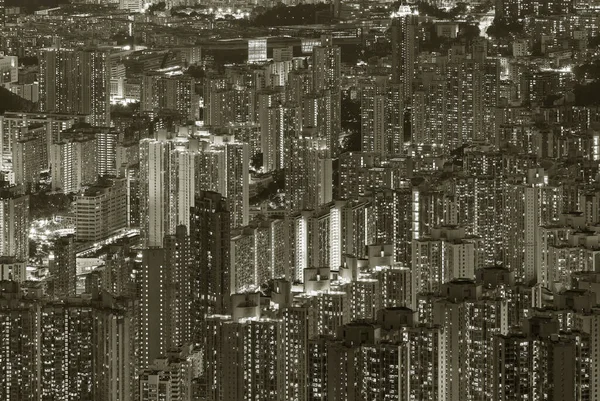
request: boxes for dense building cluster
[1,0,600,400]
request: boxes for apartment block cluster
[1,0,600,399]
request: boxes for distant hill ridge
[5,0,70,10]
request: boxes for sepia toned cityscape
[1,0,600,399]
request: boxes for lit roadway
[75,229,140,257]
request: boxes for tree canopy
[29,191,74,220]
[186,65,206,79]
[574,81,600,106]
[0,87,35,114]
[248,3,332,26]
[148,1,166,13]
[573,60,600,82]
[340,96,361,152]
[416,1,468,19]
[486,16,524,38]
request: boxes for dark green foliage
[340,96,361,152]
[571,61,600,106]
[574,81,600,106]
[416,1,467,19]
[111,32,133,46]
[420,21,479,53]
[20,56,39,66]
[251,153,263,172]
[148,1,166,13]
[71,121,92,130]
[111,103,140,119]
[0,87,35,114]
[457,23,480,42]
[186,65,206,79]
[249,3,332,27]
[573,61,600,82]
[486,16,524,38]
[29,191,74,220]
[531,40,543,56]
[421,23,449,52]
[543,94,562,107]
[250,170,284,205]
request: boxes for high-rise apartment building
[573,308,600,401]
[94,129,120,176]
[312,35,341,156]
[215,137,249,228]
[504,168,562,283]
[139,350,193,401]
[0,0,5,27]
[102,239,136,298]
[50,131,97,193]
[230,218,288,292]
[13,125,46,191]
[359,76,405,156]
[0,55,17,86]
[206,297,283,401]
[41,295,132,401]
[391,15,419,102]
[291,209,329,281]
[0,283,132,401]
[141,74,198,121]
[140,134,248,247]
[203,74,257,128]
[310,312,446,401]
[368,189,410,264]
[315,290,351,337]
[191,191,231,324]
[350,278,382,321]
[0,185,29,261]
[75,177,128,242]
[164,226,195,349]
[290,200,377,281]
[49,234,76,298]
[0,112,81,182]
[412,60,473,150]
[542,223,600,289]
[286,132,332,212]
[139,229,196,373]
[432,280,509,401]
[139,137,175,247]
[412,48,499,152]
[282,304,317,401]
[371,263,415,309]
[258,89,284,172]
[406,323,443,401]
[0,282,40,401]
[39,48,110,126]
[327,322,411,401]
[191,135,250,228]
[412,226,484,293]
[493,315,590,401]
[360,76,388,155]
[139,248,169,370]
[493,333,530,400]
[0,256,26,282]
[338,152,384,199]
